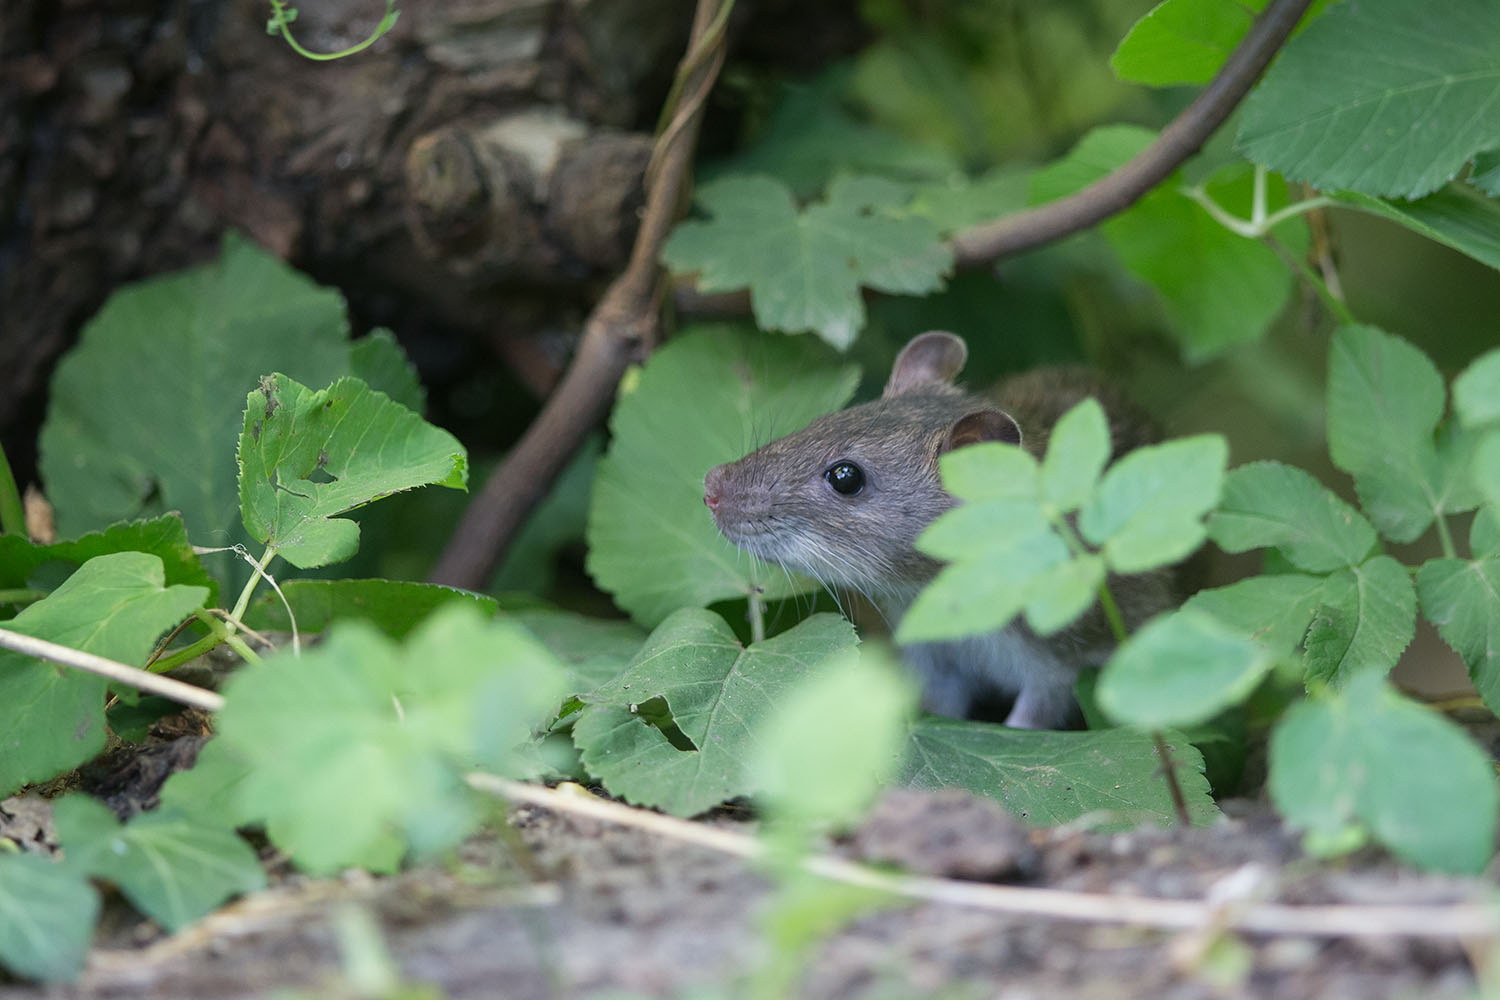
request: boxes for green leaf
[1039,398,1111,512]
[505,607,647,693]
[904,168,1031,234]
[1476,433,1500,513]
[1110,0,1254,86]
[38,233,420,590]
[1269,671,1497,872]
[0,552,208,796]
[238,374,467,569]
[661,175,952,349]
[914,499,1053,563]
[0,514,216,601]
[1302,555,1416,687]
[243,579,497,639]
[900,719,1218,828]
[53,796,265,932]
[0,853,98,983]
[1237,0,1500,199]
[572,610,857,817]
[1097,609,1274,729]
[1454,348,1500,428]
[586,325,860,627]
[1183,573,1328,658]
[1326,325,1460,542]
[1023,554,1106,637]
[1078,435,1228,573]
[897,530,1071,643]
[156,736,256,829]
[215,604,566,872]
[752,645,916,828]
[1207,461,1377,572]
[1474,506,1500,558]
[348,329,425,413]
[937,443,1039,501]
[1334,187,1500,273]
[1417,556,1500,713]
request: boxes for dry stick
[428,0,732,591]
[949,0,1314,266]
[469,774,1500,941]
[0,627,226,713]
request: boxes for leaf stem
[748,588,766,644]
[0,589,46,606]
[1264,233,1356,325]
[266,0,398,61]
[1151,730,1193,827]
[1434,514,1457,560]
[148,631,222,674]
[0,439,24,539]
[1097,580,1129,646]
[230,547,278,624]
[195,609,262,664]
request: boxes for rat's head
[702,331,1020,601]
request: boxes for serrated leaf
[1334,187,1500,273]
[937,443,1040,501]
[244,579,497,639]
[897,530,1070,644]
[1040,399,1111,512]
[1097,609,1273,729]
[1418,556,1500,713]
[1303,555,1415,687]
[1023,555,1105,637]
[586,325,860,627]
[1454,349,1500,428]
[238,374,467,569]
[1326,325,1456,542]
[0,552,209,796]
[1110,0,1254,86]
[348,329,424,413]
[53,795,265,932]
[1237,0,1500,199]
[572,610,857,817]
[661,175,952,349]
[1269,671,1497,872]
[0,514,215,602]
[1078,435,1228,573]
[904,168,1031,234]
[1183,573,1328,658]
[900,718,1218,828]
[1207,461,1377,571]
[38,233,421,590]
[215,605,566,872]
[0,853,98,983]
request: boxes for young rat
[701,330,1173,729]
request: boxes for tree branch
[950,0,1313,266]
[428,0,733,590]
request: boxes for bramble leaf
[1417,555,1500,714]
[1207,461,1377,572]
[1302,555,1415,687]
[1183,573,1328,659]
[238,374,467,569]
[0,853,98,983]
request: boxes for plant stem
[230,547,277,624]
[1152,730,1193,827]
[748,588,766,644]
[1265,233,1356,325]
[195,609,261,664]
[0,439,24,539]
[0,589,46,605]
[1097,580,1129,645]
[148,632,223,674]
[267,0,398,61]
[0,627,225,711]
[1434,513,1457,560]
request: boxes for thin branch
[948,0,1313,266]
[428,0,734,590]
[0,627,226,712]
[468,774,1500,940]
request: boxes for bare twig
[469,774,1500,940]
[949,0,1313,266]
[0,627,226,712]
[428,0,733,590]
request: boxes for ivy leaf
[215,605,566,872]
[1097,609,1274,729]
[1269,671,1498,873]
[0,552,209,796]
[1078,435,1228,573]
[573,610,857,817]
[1237,0,1500,199]
[586,325,860,627]
[238,374,467,569]
[244,579,497,639]
[0,853,98,983]
[1207,461,1377,572]
[661,174,952,349]
[0,514,215,602]
[900,719,1218,828]
[1183,573,1328,659]
[1302,555,1416,687]
[1334,188,1500,273]
[53,795,265,932]
[1111,0,1255,86]
[1454,348,1500,428]
[1417,556,1500,714]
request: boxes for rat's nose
[703,464,726,510]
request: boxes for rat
[701,330,1174,729]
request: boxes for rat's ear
[884,330,968,397]
[942,409,1021,452]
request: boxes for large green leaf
[244,579,496,639]
[1207,461,1377,572]
[0,514,215,602]
[1417,556,1500,713]
[573,610,858,817]
[0,853,98,983]
[1302,555,1415,687]
[586,325,860,627]
[1238,0,1500,199]
[53,795,265,933]
[1269,671,1498,873]
[0,552,209,796]
[1335,188,1500,273]
[238,374,467,569]
[900,718,1218,828]
[661,175,952,349]
[1183,573,1328,659]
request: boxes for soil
[0,778,1488,1000]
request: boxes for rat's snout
[703,464,728,510]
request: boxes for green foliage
[661,175,952,349]
[244,579,496,638]
[0,853,98,982]
[1110,0,1253,86]
[0,514,216,605]
[1333,188,1500,272]
[265,0,399,61]
[1207,462,1377,573]
[586,324,859,626]
[1269,671,1498,873]
[1237,0,1500,199]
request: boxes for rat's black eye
[825,461,865,496]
